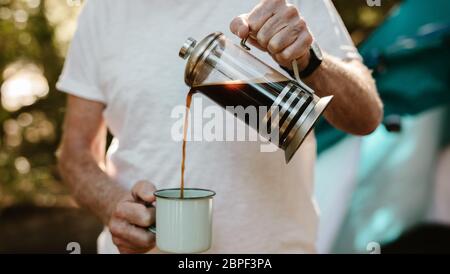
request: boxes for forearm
[58,149,127,224]
[303,53,383,135]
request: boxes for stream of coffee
[180,90,194,199]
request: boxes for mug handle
[145,202,156,234]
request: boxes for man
[57,0,382,253]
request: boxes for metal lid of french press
[179,32,223,87]
[179,38,196,59]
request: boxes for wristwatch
[283,41,323,79]
[301,41,323,78]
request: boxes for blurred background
[0,0,448,253]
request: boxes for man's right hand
[108,180,157,254]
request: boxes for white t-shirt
[57,0,360,253]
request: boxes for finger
[113,236,150,254]
[230,14,250,39]
[246,36,267,52]
[256,5,297,48]
[274,31,313,67]
[109,218,155,249]
[115,201,155,227]
[267,20,305,54]
[118,247,142,254]
[118,246,149,254]
[247,0,285,35]
[131,180,156,204]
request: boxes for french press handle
[240,36,251,51]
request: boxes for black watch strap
[281,42,323,79]
[299,46,322,78]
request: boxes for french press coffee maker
[179,32,332,163]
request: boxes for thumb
[131,180,157,204]
[230,14,250,39]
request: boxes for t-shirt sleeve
[295,0,362,61]
[56,0,105,103]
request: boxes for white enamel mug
[149,188,215,253]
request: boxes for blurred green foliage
[0,0,400,208]
[0,0,81,207]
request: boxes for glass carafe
[179,32,332,162]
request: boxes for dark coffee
[193,80,311,145]
[194,80,291,109]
